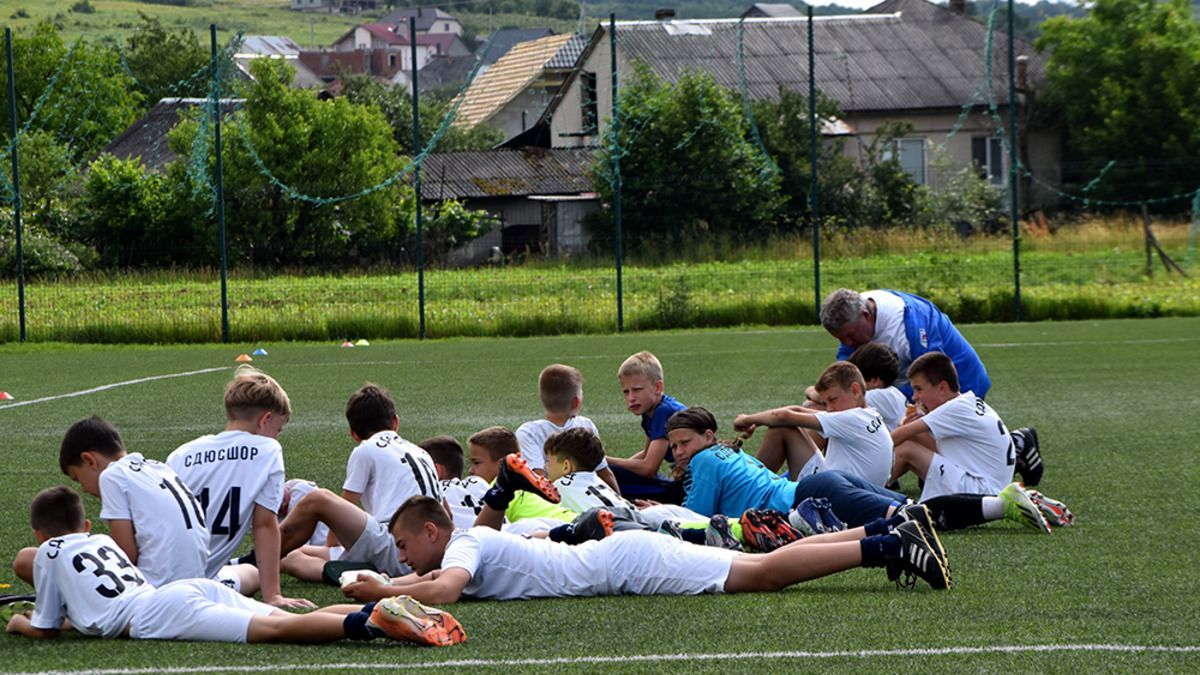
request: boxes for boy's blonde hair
[618,351,663,382]
[539,364,583,413]
[225,366,291,421]
[815,361,866,395]
[467,426,518,461]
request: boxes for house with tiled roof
[544,0,1061,205]
[453,34,585,141]
[103,99,244,173]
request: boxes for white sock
[980,496,1005,521]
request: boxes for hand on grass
[263,594,316,610]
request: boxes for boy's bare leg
[724,540,864,593]
[12,547,35,585]
[757,427,821,480]
[280,546,332,583]
[754,428,788,473]
[246,604,361,643]
[891,441,936,483]
[788,525,867,545]
[226,563,261,595]
[279,489,370,556]
[472,504,505,531]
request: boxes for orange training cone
[235,354,253,363]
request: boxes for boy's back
[516,416,599,471]
[441,475,490,529]
[99,453,209,586]
[167,429,285,578]
[920,391,1013,497]
[345,430,441,523]
[813,407,893,487]
[31,532,151,638]
[684,446,795,517]
[553,470,627,513]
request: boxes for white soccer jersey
[30,533,152,638]
[920,391,1015,495]
[864,290,913,387]
[553,471,629,513]
[515,416,608,472]
[814,407,895,487]
[441,528,734,600]
[167,430,285,578]
[343,431,442,524]
[98,453,209,586]
[866,386,907,431]
[440,476,490,529]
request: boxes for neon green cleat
[1000,482,1051,534]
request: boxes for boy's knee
[13,547,35,584]
[298,488,340,515]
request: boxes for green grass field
[1,318,1199,672]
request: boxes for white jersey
[866,386,907,431]
[440,476,490,529]
[167,430,285,578]
[921,391,1014,495]
[343,431,441,524]
[553,471,629,513]
[515,416,608,472]
[30,533,152,638]
[814,407,895,487]
[441,528,734,600]
[864,290,913,388]
[98,453,209,586]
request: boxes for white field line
[0,367,227,411]
[25,644,1200,675]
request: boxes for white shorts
[341,515,407,576]
[214,565,242,593]
[638,504,707,528]
[602,531,735,596]
[129,579,275,643]
[919,455,1000,501]
[796,452,826,480]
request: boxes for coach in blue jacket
[820,288,990,399]
[820,288,1043,485]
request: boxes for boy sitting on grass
[846,341,908,432]
[419,435,489,530]
[516,364,620,494]
[606,351,687,503]
[739,361,894,486]
[5,486,464,647]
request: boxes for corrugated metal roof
[610,0,1045,113]
[454,33,573,128]
[103,98,244,173]
[421,148,594,199]
[238,36,302,58]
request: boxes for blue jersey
[837,290,991,400]
[682,444,797,517]
[642,392,686,463]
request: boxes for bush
[70,0,95,13]
[0,227,85,278]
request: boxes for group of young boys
[3,339,1073,649]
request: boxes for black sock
[236,550,257,567]
[481,485,514,511]
[547,523,574,543]
[343,603,378,640]
[859,534,900,567]
[923,494,987,531]
[863,518,890,537]
[680,528,707,545]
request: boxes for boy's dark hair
[467,426,518,461]
[345,383,397,439]
[847,341,901,387]
[544,428,605,472]
[390,495,453,533]
[908,352,960,392]
[31,486,85,536]
[59,415,126,476]
[419,435,465,478]
[815,361,867,395]
[665,407,718,435]
[539,364,583,413]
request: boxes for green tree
[123,14,210,108]
[590,64,783,253]
[0,22,141,162]
[81,154,168,267]
[1037,0,1200,203]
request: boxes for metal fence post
[808,7,820,323]
[1007,0,1022,320]
[610,14,623,332]
[211,25,230,343]
[6,29,26,342]
[411,16,426,340]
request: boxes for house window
[444,23,450,31]
[895,138,926,185]
[388,53,396,68]
[972,136,1006,185]
[581,71,598,134]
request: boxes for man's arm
[251,504,315,609]
[344,568,470,605]
[107,519,139,565]
[605,439,669,478]
[6,614,59,639]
